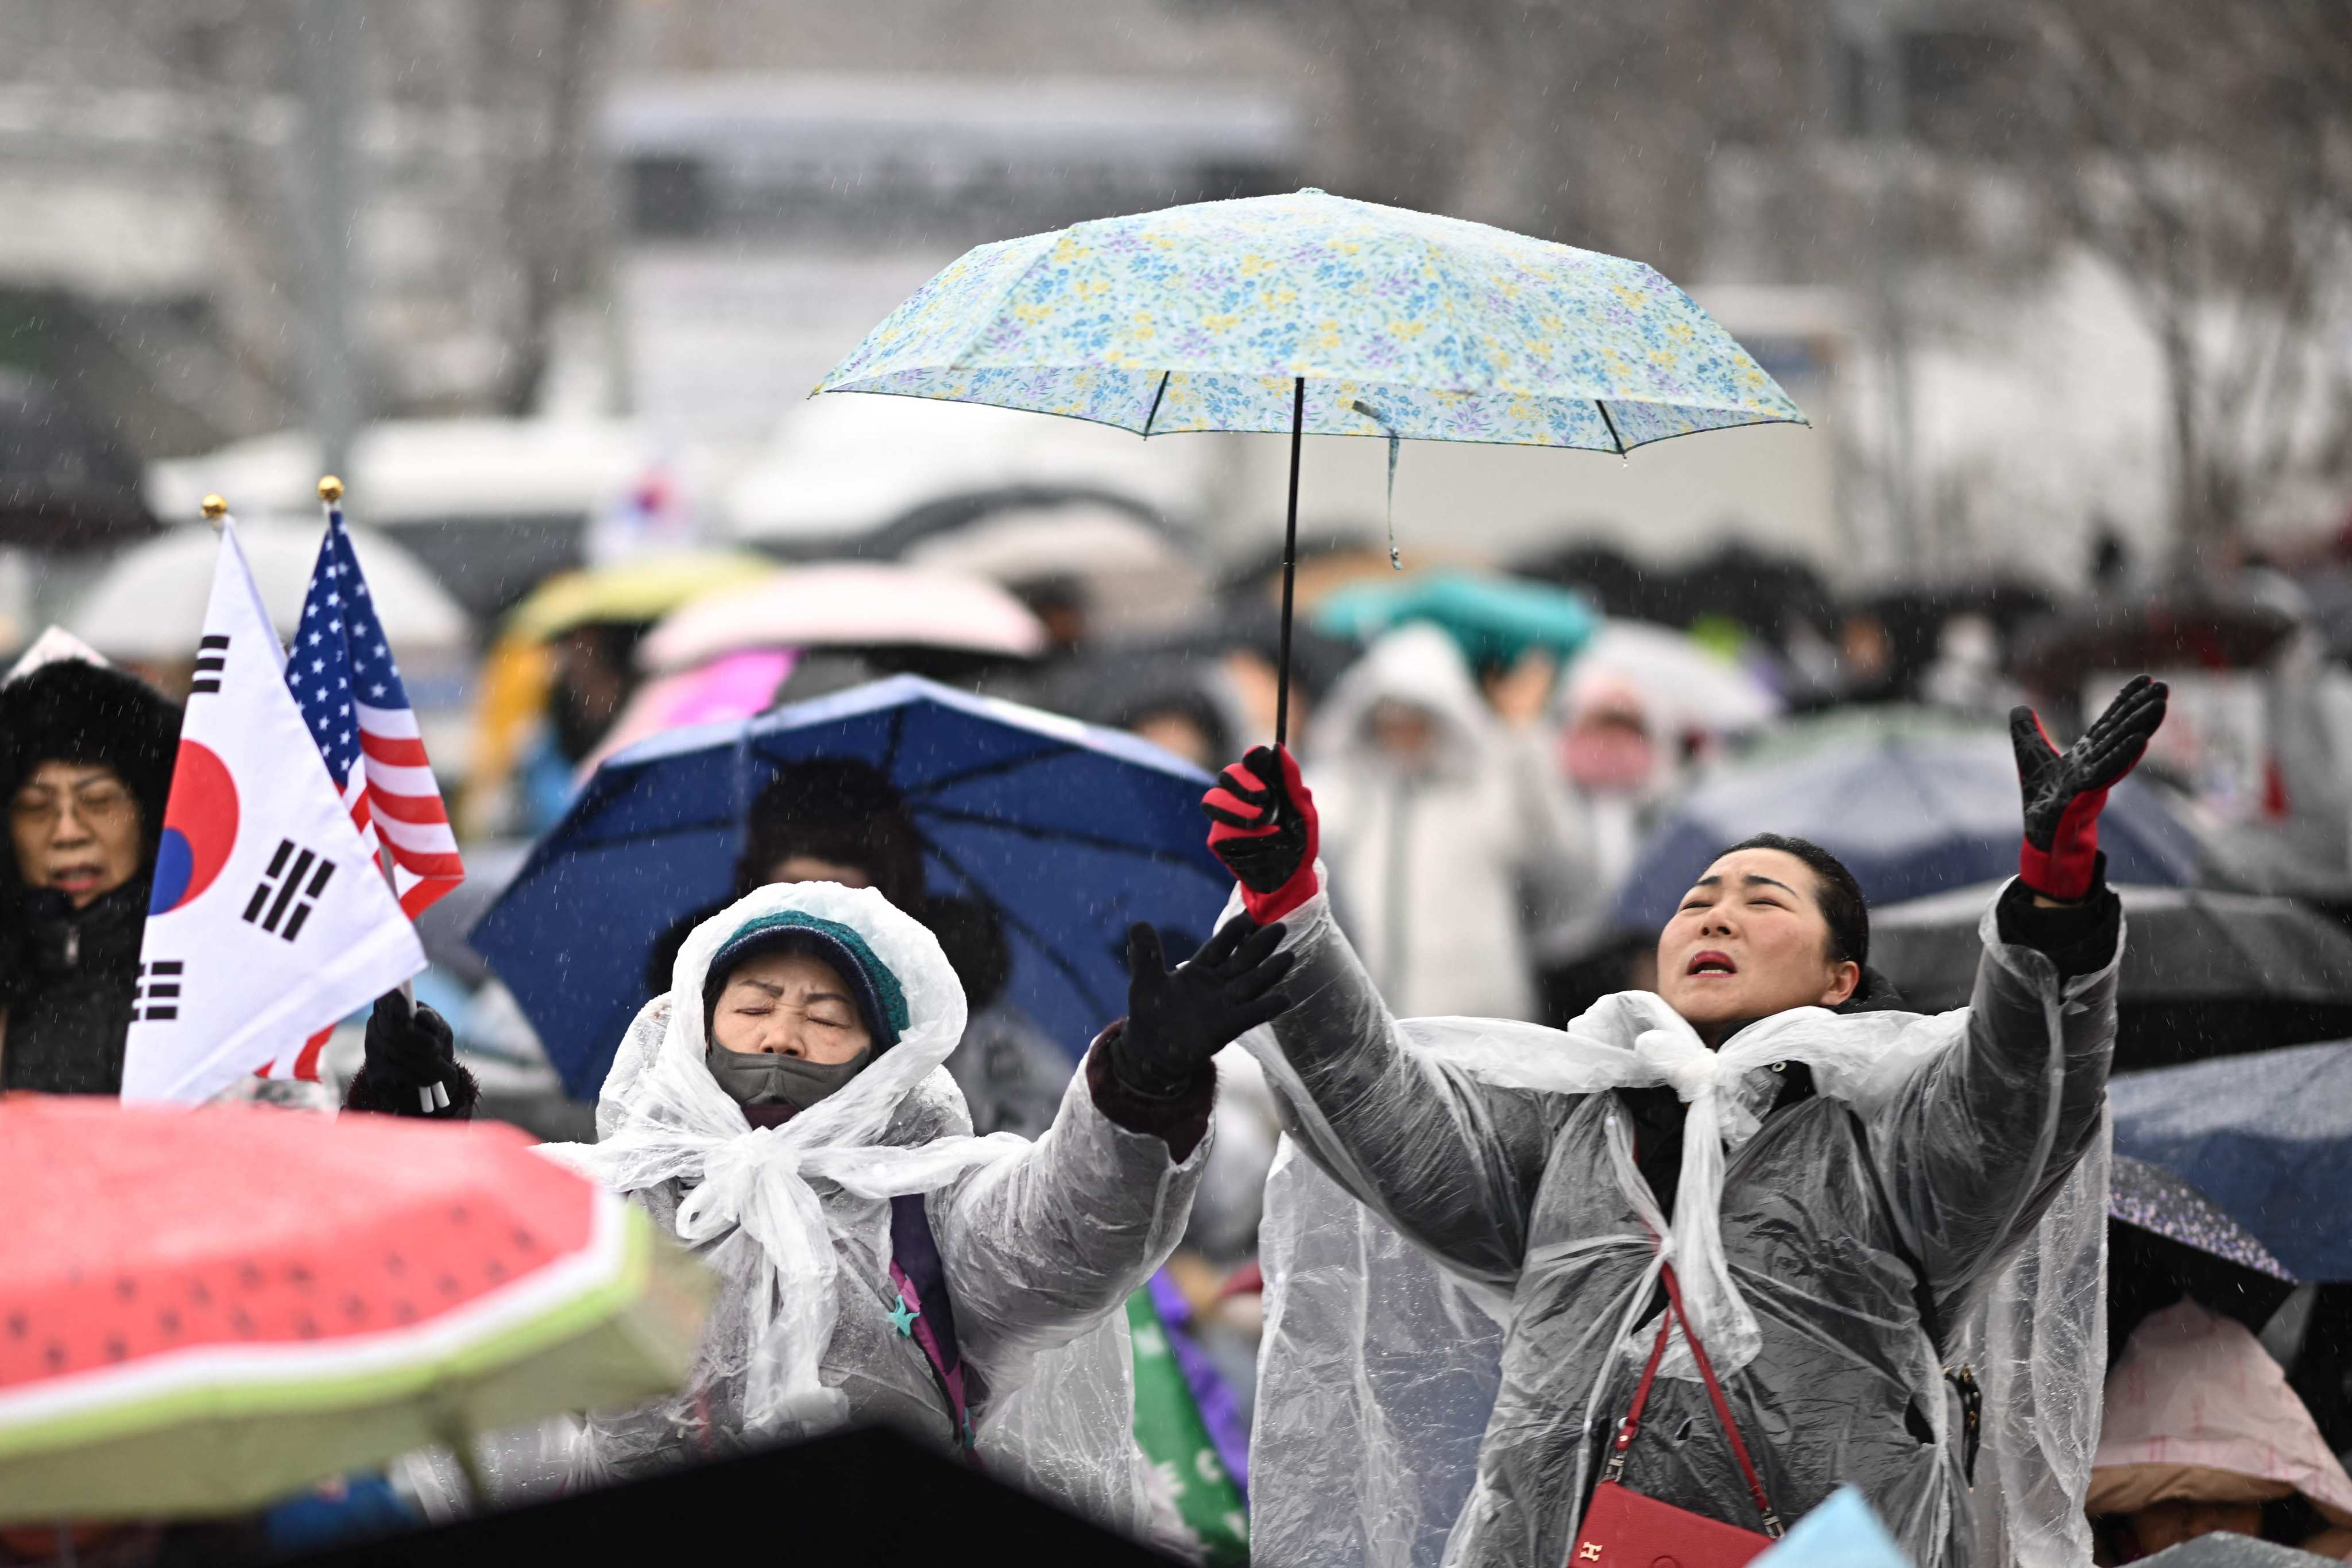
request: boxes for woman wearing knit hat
[539,876,1290,1534]
[0,649,180,1093]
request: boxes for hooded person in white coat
[1306,622,1593,1021]
[537,878,1292,1532]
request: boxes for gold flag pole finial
[317,475,345,505]
[200,494,229,532]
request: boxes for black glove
[2010,674,2168,901]
[347,991,474,1118]
[1109,917,1295,1096]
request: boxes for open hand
[2010,674,2168,900]
[1110,917,1295,1096]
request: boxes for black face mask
[703,1042,873,1112]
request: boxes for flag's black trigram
[242,839,337,942]
[133,959,183,1022]
[191,634,229,696]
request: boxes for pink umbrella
[584,649,798,773]
[638,564,1046,676]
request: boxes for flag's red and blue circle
[149,741,239,915]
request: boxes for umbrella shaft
[1276,375,1305,750]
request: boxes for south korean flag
[121,514,424,1104]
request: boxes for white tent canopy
[145,420,657,527]
[722,393,1216,546]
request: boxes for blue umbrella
[1610,717,2204,934]
[2111,1040,2352,1283]
[471,676,1232,1101]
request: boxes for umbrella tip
[317,474,345,505]
[200,494,228,527]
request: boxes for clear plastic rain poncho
[1240,880,2113,1568]
[535,881,1187,1535]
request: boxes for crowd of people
[6,509,2352,1567]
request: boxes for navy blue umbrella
[471,676,1232,1100]
[2112,1041,2352,1283]
[1610,716,2204,934]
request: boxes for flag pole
[319,473,416,1019]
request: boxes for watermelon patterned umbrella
[0,1097,710,1523]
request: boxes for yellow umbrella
[504,552,778,643]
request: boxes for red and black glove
[2010,674,2169,901]
[1201,744,1320,925]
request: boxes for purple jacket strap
[888,1193,975,1456]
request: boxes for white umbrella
[67,517,470,663]
[638,563,1046,675]
[1568,619,1782,738]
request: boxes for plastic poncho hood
[543,881,1020,1439]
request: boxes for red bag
[1568,1264,1785,1568]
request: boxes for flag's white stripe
[0,1182,631,1432]
[353,702,421,740]
[372,813,460,855]
[360,760,440,796]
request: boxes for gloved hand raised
[1109,917,1295,1097]
[2011,673,2168,901]
[1201,744,1321,924]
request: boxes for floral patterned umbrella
[815,188,1805,741]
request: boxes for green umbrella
[1316,570,1599,670]
[815,188,1804,742]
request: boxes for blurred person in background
[1557,668,1673,897]
[0,656,178,1094]
[1305,621,1593,1021]
[2090,1298,2352,1563]
[648,758,1074,1139]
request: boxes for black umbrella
[1870,882,2352,1069]
[0,370,157,551]
[2011,594,2299,707]
[2109,1154,2298,1353]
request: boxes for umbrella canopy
[65,517,470,664]
[817,188,1802,448]
[2013,594,2300,700]
[1314,570,1599,671]
[2112,1041,2352,1282]
[637,563,1046,676]
[505,552,779,643]
[1610,722,2206,934]
[815,186,1802,742]
[0,1097,709,1521]
[2107,1154,2297,1344]
[470,675,1234,1100]
[1570,618,1784,738]
[1871,882,2352,1068]
[0,370,157,552]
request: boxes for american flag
[262,503,464,1080]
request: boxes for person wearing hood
[1199,676,2167,1568]
[0,655,179,1094]
[2090,1298,2352,1562]
[644,758,1077,1140]
[541,876,1290,1527]
[1306,622,1593,1021]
